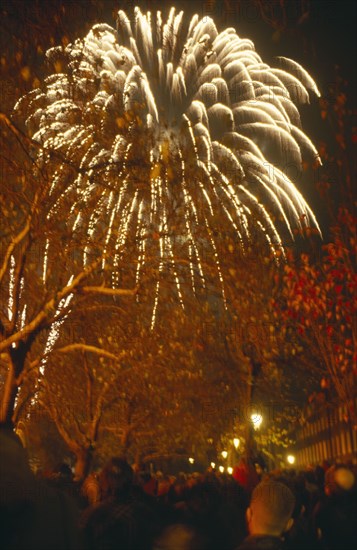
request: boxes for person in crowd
[45,461,86,508]
[81,470,101,506]
[80,456,161,549]
[237,480,295,550]
[313,464,357,550]
[303,467,322,513]
[270,473,319,550]
[0,426,80,549]
[157,473,173,500]
[139,471,158,497]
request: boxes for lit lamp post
[249,413,263,467]
[287,455,296,466]
[242,341,262,460]
[251,413,263,430]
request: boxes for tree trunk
[119,428,131,456]
[74,447,92,481]
[0,356,20,426]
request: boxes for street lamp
[251,413,263,430]
[287,455,296,465]
[188,457,195,464]
[219,465,225,473]
[227,466,233,475]
[210,462,216,469]
[233,438,240,449]
[221,450,228,459]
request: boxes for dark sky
[3,0,355,116]
[3,0,355,88]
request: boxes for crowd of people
[1,427,356,550]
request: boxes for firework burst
[15,6,321,325]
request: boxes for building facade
[293,399,357,466]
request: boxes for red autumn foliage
[278,207,356,426]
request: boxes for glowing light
[233,438,240,449]
[210,462,216,468]
[251,413,263,430]
[188,457,195,464]
[16,7,321,326]
[219,465,224,473]
[8,256,15,321]
[39,276,74,376]
[227,466,233,475]
[287,454,296,465]
[221,450,228,459]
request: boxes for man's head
[324,465,355,496]
[246,480,295,537]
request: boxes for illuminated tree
[279,207,356,427]
[0,116,136,425]
[19,304,238,478]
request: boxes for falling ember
[15,6,321,325]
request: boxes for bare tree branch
[0,220,30,285]
[83,352,93,422]
[80,286,138,297]
[39,384,84,452]
[0,257,104,352]
[53,344,121,362]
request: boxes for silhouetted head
[246,480,295,537]
[325,465,355,496]
[99,457,133,498]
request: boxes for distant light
[219,465,224,473]
[251,413,263,429]
[227,466,233,475]
[221,450,228,459]
[287,455,295,465]
[210,462,216,469]
[233,438,240,449]
[188,457,195,464]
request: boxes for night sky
[3,0,355,98]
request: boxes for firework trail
[15,6,321,326]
